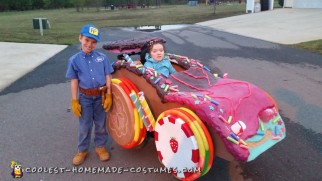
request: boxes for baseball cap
[80,24,100,42]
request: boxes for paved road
[1,24,322,181]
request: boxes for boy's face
[150,43,164,62]
[79,35,97,54]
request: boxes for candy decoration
[272,136,281,140]
[203,66,211,72]
[273,115,281,124]
[210,100,219,105]
[197,62,203,67]
[204,95,211,100]
[274,126,279,136]
[141,67,146,74]
[227,116,232,124]
[259,108,276,122]
[218,115,228,124]
[107,79,141,148]
[230,132,239,141]
[169,87,179,92]
[178,107,214,176]
[159,108,213,180]
[191,93,198,99]
[123,54,133,62]
[154,77,161,84]
[138,92,156,130]
[256,131,265,136]
[195,93,203,98]
[155,115,199,180]
[129,92,150,130]
[227,136,239,145]
[239,139,247,146]
[147,69,153,75]
[240,145,249,149]
[231,121,246,136]
[260,122,265,131]
[164,85,169,92]
[165,79,172,84]
[117,78,146,148]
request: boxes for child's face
[79,35,97,54]
[150,43,164,62]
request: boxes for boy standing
[66,24,114,166]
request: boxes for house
[284,0,322,8]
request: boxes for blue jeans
[78,92,108,152]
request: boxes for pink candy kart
[103,37,286,181]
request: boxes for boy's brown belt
[79,86,107,104]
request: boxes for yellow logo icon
[89,27,98,36]
[11,161,24,178]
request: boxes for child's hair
[140,38,166,64]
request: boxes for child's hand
[104,93,112,112]
[71,99,81,117]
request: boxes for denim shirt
[66,50,114,89]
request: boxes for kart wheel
[107,79,145,148]
[154,108,214,181]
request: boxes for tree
[0,0,11,11]
[32,0,45,9]
[72,0,85,11]
[155,0,161,7]
[43,0,51,8]
[17,0,32,10]
[93,0,103,12]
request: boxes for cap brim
[82,33,100,42]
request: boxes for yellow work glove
[71,99,81,117]
[103,93,112,112]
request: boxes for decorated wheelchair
[103,37,286,181]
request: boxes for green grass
[0,4,245,45]
[292,40,322,55]
[0,2,321,55]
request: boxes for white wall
[284,0,322,8]
[284,0,294,8]
[294,0,322,8]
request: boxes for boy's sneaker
[95,147,110,161]
[72,151,88,166]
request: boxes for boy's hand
[71,99,81,117]
[103,93,112,112]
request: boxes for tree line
[0,0,105,11]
